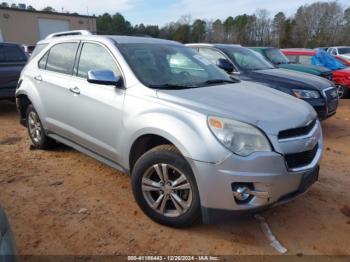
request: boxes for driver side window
[77,43,121,79]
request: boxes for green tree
[272,12,286,47]
[174,24,191,43]
[223,16,235,43]
[0,2,9,8]
[42,6,56,12]
[27,5,35,11]
[97,13,113,34]
[191,19,206,42]
[111,13,132,34]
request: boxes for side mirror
[87,70,123,87]
[217,58,234,73]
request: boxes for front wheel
[131,145,201,228]
[336,85,349,99]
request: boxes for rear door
[67,41,125,161]
[35,41,79,136]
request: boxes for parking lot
[0,100,349,255]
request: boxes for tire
[336,85,349,99]
[26,104,55,149]
[342,87,350,99]
[131,145,201,228]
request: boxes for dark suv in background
[187,44,338,120]
[0,43,28,100]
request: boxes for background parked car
[335,55,350,66]
[21,45,35,56]
[0,207,16,260]
[327,46,350,60]
[0,43,28,101]
[188,44,338,120]
[282,49,350,98]
[250,47,333,81]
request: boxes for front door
[67,42,125,162]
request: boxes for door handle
[34,75,42,82]
[69,86,80,95]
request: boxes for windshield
[338,48,350,55]
[264,48,290,64]
[223,47,275,71]
[117,43,233,89]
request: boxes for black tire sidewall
[131,147,201,228]
[342,87,350,99]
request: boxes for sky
[5,0,350,25]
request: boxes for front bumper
[188,130,323,223]
[307,87,338,120]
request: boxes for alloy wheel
[141,163,193,217]
[336,85,344,98]
[28,111,42,143]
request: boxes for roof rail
[45,30,92,39]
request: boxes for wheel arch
[128,132,188,173]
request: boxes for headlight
[292,89,320,99]
[208,116,271,156]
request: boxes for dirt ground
[0,100,349,256]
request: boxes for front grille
[285,144,318,169]
[324,87,338,115]
[324,87,338,100]
[278,119,316,140]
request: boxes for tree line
[1,1,349,47]
[96,1,350,48]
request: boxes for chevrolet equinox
[16,32,323,227]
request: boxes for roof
[110,35,180,45]
[249,47,275,50]
[281,49,316,56]
[38,34,181,45]
[0,6,95,18]
[186,43,242,48]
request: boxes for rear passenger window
[77,43,120,78]
[46,42,78,75]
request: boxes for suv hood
[278,63,329,75]
[156,81,316,135]
[247,68,332,91]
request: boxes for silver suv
[16,33,323,227]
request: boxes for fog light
[232,183,254,204]
[233,186,251,201]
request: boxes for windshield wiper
[201,79,237,85]
[149,84,198,90]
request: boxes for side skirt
[48,133,129,175]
